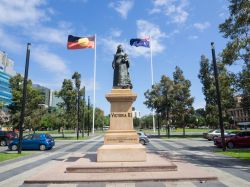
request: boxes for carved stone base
[104,130,139,144]
[97,89,147,162]
[97,144,146,162]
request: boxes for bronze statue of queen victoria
[112,45,133,89]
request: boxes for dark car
[137,132,150,145]
[0,131,17,146]
[8,133,55,151]
[214,131,250,149]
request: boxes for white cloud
[193,22,210,31]
[30,25,72,45]
[109,0,134,19]
[101,20,166,58]
[33,80,63,90]
[0,0,72,46]
[165,29,180,38]
[135,20,166,55]
[0,0,49,27]
[0,29,23,53]
[32,46,69,76]
[110,29,122,37]
[188,35,198,40]
[150,0,189,24]
[82,78,100,91]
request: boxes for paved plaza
[0,135,249,187]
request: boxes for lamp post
[211,42,226,151]
[18,43,31,154]
[87,96,90,136]
[82,86,85,138]
[72,72,81,140]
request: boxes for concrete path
[0,135,249,187]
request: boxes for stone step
[66,164,177,173]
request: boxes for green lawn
[0,152,34,162]
[33,130,76,134]
[141,128,209,134]
[27,130,107,135]
[214,149,250,160]
[161,134,203,139]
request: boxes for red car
[214,131,250,149]
[0,131,17,146]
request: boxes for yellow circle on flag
[78,38,89,46]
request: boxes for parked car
[203,129,229,141]
[137,132,150,145]
[0,131,17,146]
[214,131,250,149]
[8,133,55,151]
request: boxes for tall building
[132,107,141,118]
[50,90,63,108]
[32,85,63,109]
[228,96,250,129]
[0,51,15,109]
[33,84,51,108]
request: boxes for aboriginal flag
[67,35,95,49]
[130,38,150,48]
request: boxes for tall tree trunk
[157,115,160,137]
[183,125,186,136]
[167,109,170,138]
[62,126,64,138]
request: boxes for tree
[140,115,153,129]
[172,66,194,136]
[194,108,206,128]
[219,0,250,117]
[198,55,235,128]
[8,74,43,130]
[56,79,77,129]
[41,108,66,134]
[159,75,174,136]
[144,75,174,135]
[144,83,162,113]
[95,107,105,130]
[219,0,249,65]
[72,72,81,139]
[0,110,9,125]
[198,55,219,128]
[239,65,250,116]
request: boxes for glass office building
[0,71,12,106]
[0,51,15,108]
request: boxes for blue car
[8,133,55,151]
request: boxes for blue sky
[0,0,234,116]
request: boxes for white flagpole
[149,35,156,133]
[92,34,96,134]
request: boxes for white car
[206,129,228,141]
[137,132,150,145]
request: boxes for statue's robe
[112,53,130,88]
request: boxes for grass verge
[0,152,34,162]
[160,134,203,139]
[214,149,250,160]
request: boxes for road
[0,136,249,187]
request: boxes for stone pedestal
[97,89,146,162]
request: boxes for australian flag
[130,38,150,48]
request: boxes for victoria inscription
[111,112,132,118]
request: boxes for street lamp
[211,42,226,151]
[18,43,31,154]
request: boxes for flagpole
[149,35,156,133]
[92,34,96,134]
